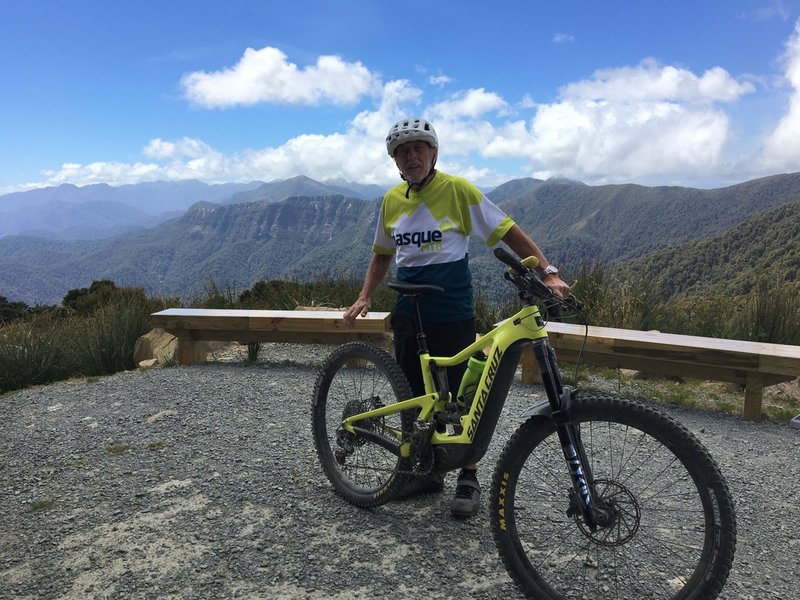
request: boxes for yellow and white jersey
[373,171,515,321]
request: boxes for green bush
[726,281,800,345]
[0,317,70,393]
[0,282,176,394]
[570,264,666,330]
[193,280,241,309]
[0,295,29,324]
[68,298,153,375]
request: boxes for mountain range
[0,176,386,240]
[1,173,799,306]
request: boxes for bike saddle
[387,280,445,296]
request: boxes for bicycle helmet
[385,118,438,157]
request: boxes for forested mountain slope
[619,201,800,299]
[3,172,800,305]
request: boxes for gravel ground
[2,343,799,600]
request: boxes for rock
[145,410,177,424]
[768,377,800,402]
[134,328,178,366]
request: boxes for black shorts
[390,314,476,398]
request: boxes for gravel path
[2,344,799,599]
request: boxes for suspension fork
[530,339,604,530]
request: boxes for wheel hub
[572,478,641,546]
[336,396,384,452]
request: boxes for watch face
[544,265,558,275]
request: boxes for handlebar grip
[493,247,526,273]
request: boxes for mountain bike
[311,248,737,599]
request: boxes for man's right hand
[343,297,371,328]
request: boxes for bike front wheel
[312,341,414,507]
[491,393,736,600]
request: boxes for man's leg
[390,314,445,497]
[425,320,482,518]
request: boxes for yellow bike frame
[341,303,550,458]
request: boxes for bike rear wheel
[312,341,414,507]
[491,393,736,599]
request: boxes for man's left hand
[544,275,570,299]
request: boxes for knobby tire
[312,341,414,507]
[491,393,736,600]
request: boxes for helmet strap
[403,168,437,198]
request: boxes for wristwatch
[542,265,559,277]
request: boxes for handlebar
[494,247,527,273]
[494,247,559,303]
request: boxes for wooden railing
[521,322,800,422]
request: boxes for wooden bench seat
[150,308,799,423]
[149,308,391,366]
[521,322,800,422]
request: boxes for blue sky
[2,0,800,195]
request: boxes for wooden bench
[149,308,391,366]
[150,308,799,423]
[521,322,800,422]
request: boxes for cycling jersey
[372,171,515,321]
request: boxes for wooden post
[177,332,195,366]
[743,372,764,422]
[520,345,542,385]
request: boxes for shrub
[235,278,395,312]
[570,263,665,330]
[68,299,152,375]
[726,281,800,345]
[0,295,29,324]
[0,316,69,394]
[0,283,176,393]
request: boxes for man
[344,117,569,517]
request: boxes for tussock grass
[572,264,800,345]
[0,284,175,394]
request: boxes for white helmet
[385,118,438,157]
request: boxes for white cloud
[527,99,731,180]
[479,60,755,182]
[41,161,163,187]
[143,137,217,160]
[20,58,749,191]
[181,46,379,108]
[751,0,790,22]
[429,88,507,120]
[563,59,754,103]
[16,36,800,195]
[760,18,800,171]
[429,74,453,86]
[553,32,575,43]
[27,79,424,190]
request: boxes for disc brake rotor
[572,479,641,546]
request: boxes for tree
[0,295,28,324]
[63,280,118,315]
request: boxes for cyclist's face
[394,141,436,184]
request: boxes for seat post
[410,294,429,355]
